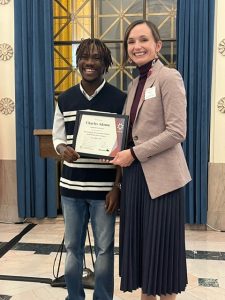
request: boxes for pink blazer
[124,60,191,199]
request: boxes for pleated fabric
[119,161,187,296]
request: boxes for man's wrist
[113,182,121,190]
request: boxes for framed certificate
[73,111,129,159]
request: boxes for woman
[110,20,191,300]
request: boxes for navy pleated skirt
[119,161,187,296]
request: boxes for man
[52,38,126,300]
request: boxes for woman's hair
[76,38,113,73]
[123,20,161,63]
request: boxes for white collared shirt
[79,79,105,100]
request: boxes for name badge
[144,86,156,100]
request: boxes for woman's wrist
[130,147,137,160]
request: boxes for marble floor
[1,218,225,300]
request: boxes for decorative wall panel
[217,97,225,113]
[0,43,13,61]
[0,97,14,115]
[0,0,11,5]
[218,38,225,56]
[0,0,18,223]
[53,0,177,94]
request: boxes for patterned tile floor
[0,218,225,300]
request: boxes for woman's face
[127,23,162,67]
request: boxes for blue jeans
[61,196,116,300]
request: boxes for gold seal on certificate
[73,111,129,159]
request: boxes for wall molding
[0,97,15,115]
[0,0,11,5]
[217,97,225,113]
[218,38,225,56]
[0,43,13,61]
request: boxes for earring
[128,58,133,64]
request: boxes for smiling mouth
[133,52,146,57]
[84,68,96,74]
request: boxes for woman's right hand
[110,149,134,167]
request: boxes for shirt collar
[79,79,106,101]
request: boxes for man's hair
[76,38,113,73]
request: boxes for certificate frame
[73,111,129,159]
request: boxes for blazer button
[133,136,138,141]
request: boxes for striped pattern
[57,83,126,199]
[63,160,116,169]
[60,178,114,191]
[120,161,187,296]
[63,110,77,123]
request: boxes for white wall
[0,0,16,160]
[210,0,225,163]
[0,0,20,223]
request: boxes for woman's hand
[110,149,134,167]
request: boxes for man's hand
[57,144,80,163]
[105,187,120,214]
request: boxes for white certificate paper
[73,111,129,159]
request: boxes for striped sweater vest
[58,82,126,199]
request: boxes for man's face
[78,44,105,83]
